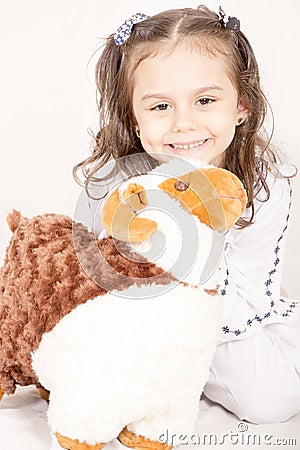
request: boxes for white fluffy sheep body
[32,282,220,446]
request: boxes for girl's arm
[218,172,296,342]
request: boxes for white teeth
[172,140,206,150]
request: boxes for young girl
[74,6,300,425]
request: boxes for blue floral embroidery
[221,179,299,336]
[220,269,229,296]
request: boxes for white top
[218,168,300,343]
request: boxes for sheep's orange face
[102,168,247,243]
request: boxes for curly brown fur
[74,224,175,292]
[0,211,174,394]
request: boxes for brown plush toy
[0,161,247,450]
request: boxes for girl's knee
[205,369,300,424]
[235,388,300,424]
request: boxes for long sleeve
[218,171,300,343]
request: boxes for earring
[237,117,244,125]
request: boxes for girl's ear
[236,98,250,125]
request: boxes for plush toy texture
[0,161,247,450]
[0,211,172,395]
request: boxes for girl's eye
[151,103,171,111]
[196,98,214,106]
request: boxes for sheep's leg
[55,433,105,450]
[37,386,50,402]
[0,387,3,400]
[118,427,172,450]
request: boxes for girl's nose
[171,107,198,133]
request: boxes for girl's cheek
[143,121,167,137]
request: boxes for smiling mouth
[169,139,208,150]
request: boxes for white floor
[0,386,299,450]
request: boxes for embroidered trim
[221,179,299,336]
[220,268,229,296]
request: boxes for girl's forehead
[132,43,236,95]
[136,43,224,68]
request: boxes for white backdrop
[0,0,299,296]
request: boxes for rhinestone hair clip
[219,6,240,31]
[114,12,150,46]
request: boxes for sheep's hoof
[0,387,4,400]
[37,386,50,402]
[55,433,105,450]
[118,427,172,450]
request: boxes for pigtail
[218,26,292,227]
[94,35,125,159]
[73,35,144,188]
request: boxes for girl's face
[132,44,248,167]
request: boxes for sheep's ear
[6,210,24,232]
[102,188,157,243]
[158,168,247,231]
[193,168,247,230]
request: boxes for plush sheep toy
[0,160,247,450]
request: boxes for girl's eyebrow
[141,85,224,102]
[192,85,224,96]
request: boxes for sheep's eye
[174,180,189,191]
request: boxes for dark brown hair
[73,5,289,227]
